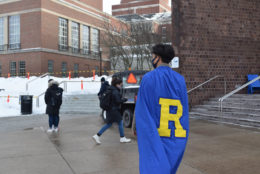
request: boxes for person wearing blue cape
[135,44,189,174]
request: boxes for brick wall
[172,0,260,106]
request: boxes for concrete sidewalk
[0,115,259,174]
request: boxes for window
[19,61,26,76]
[59,18,68,51]
[74,63,79,77]
[91,28,99,55]
[162,27,167,34]
[0,62,2,77]
[95,66,99,73]
[162,27,167,42]
[71,21,79,53]
[10,61,16,76]
[48,60,54,74]
[61,62,67,77]
[82,25,90,54]
[9,15,20,49]
[0,17,4,51]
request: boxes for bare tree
[101,18,164,71]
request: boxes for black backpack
[100,88,112,110]
[50,89,63,107]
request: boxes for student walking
[45,79,63,133]
[135,44,189,174]
[98,77,110,99]
[93,77,131,144]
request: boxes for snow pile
[0,75,111,117]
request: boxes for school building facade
[0,0,116,77]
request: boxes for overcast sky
[103,0,172,14]
[103,0,121,14]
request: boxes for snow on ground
[0,75,111,117]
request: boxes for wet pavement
[0,114,259,174]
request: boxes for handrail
[36,80,100,107]
[26,73,50,91]
[36,92,46,108]
[218,75,260,113]
[59,80,100,92]
[187,75,226,94]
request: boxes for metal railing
[36,80,100,107]
[26,73,50,91]
[218,75,260,113]
[187,75,226,94]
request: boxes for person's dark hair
[101,77,105,82]
[152,44,175,63]
[111,77,122,87]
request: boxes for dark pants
[48,115,59,128]
[97,120,124,137]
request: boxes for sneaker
[92,134,101,144]
[47,128,53,133]
[54,127,59,132]
[120,137,131,143]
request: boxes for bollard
[27,72,30,80]
[7,95,10,103]
[81,80,83,90]
[69,71,71,80]
[8,73,10,78]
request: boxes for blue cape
[135,66,189,174]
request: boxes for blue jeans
[97,120,124,137]
[48,115,59,128]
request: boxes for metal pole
[100,50,102,76]
[36,97,39,108]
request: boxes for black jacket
[45,83,63,116]
[106,86,127,123]
[98,81,109,97]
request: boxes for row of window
[0,61,80,77]
[0,15,20,50]
[48,60,81,77]
[0,60,103,77]
[58,18,100,54]
[0,15,99,54]
[4,61,26,77]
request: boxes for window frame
[8,15,20,50]
[58,18,68,51]
[10,61,16,76]
[0,17,4,51]
[48,60,54,74]
[71,21,80,53]
[82,25,90,54]
[91,28,100,55]
[61,62,67,77]
[18,61,26,77]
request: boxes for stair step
[190,94,260,128]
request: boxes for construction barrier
[7,95,10,103]
[0,69,152,78]
[81,80,83,90]
[69,71,71,80]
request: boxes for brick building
[172,0,260,106]
[112,0,171,16]
[111,0,172,70]
[0,0,117,77]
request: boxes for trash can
[20,95,33,115]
